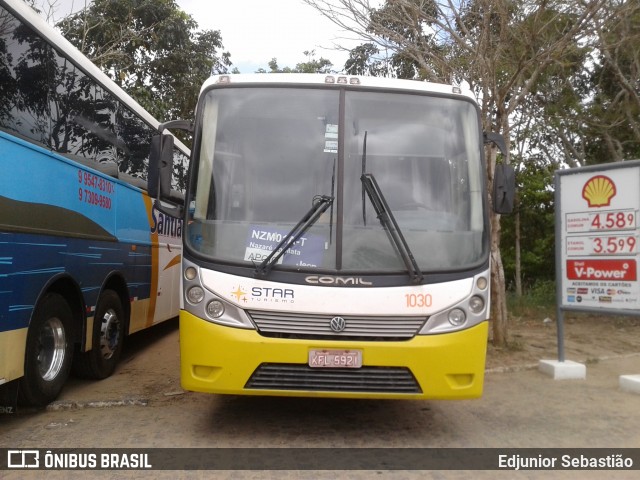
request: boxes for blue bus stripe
[10,268,66,276]
[9,305,34,312]
[59,252,103,259]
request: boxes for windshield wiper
[360,173,424,284]
[254,195,334,278]
[361,131,368,226]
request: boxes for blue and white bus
[0,0,189,406]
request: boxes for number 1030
[405,293,432,308]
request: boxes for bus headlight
[419,272,490,335]
[469,295,485,314]
[448,308,466,326]
[187,286,205,304]
[185,266,198,281]
[181,259,255,330]
[206,300,225,318]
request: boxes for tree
[502,1,640,170]
[478,1,640,295]
[303,0,608,346]
[500,157,556,293]
[583,0,640,163]
[257,50,334,73]
[344,42,388,76]
[58,0,231,129]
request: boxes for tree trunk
[487,112,511,348]
[490,212,509,346]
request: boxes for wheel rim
[37,317,66,381]
[99,309,121,360]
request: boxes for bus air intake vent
[247,310,426,341]
[245,363,422,394]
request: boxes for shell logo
[582,175,617,207]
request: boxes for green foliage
[344,43,386,76]
[58,0,231,132]
[507,280,556,315]
[348,0,443,80]
[582,2,640,163]
[500,158,556,291]
[257,50,333,74]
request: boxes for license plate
[308,349,362,368]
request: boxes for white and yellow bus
[150,73,513,400]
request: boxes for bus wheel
[19,293,74,406]
[74,290,125,380]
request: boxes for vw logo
[329,316,346,333]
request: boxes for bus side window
[50,43,100,163]
[116,102,155,184]
[1,16,51,145]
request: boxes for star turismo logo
[231,286,247,302]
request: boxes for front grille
[247,310,427,341]
[245,363,422,394]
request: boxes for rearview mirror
[483,131,515,214]
[148,133,174,199]
[493,163,515,214]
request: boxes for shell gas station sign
[556,161,640,313]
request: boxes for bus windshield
[187,86,487,275]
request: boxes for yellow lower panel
[180,311,488,400]
[0,328,28,384]
[128,298,150,334]
[84,316,94,351]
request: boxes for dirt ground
[44,310,640,408]
[4,312,638,479]
[486,312,640,371]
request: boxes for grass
[505,336,525,352]
[507,280,556,324]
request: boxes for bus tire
[73,290,125,380]
[18,293,74,407]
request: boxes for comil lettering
[305,275,373,286]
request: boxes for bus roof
[200,73,476,101]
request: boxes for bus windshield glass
[187,86,486,274]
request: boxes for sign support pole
[556,306,565,363]
[553,172,566,363]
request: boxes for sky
[177,0,360,73]
[42,0,366,74]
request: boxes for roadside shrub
[508,280,556,319]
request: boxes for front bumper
[180,310,488,400]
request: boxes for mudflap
[0,378,19,414]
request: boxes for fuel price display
[558,163,640,311]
